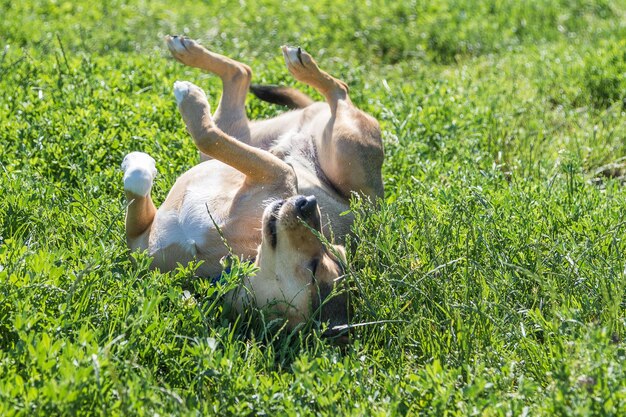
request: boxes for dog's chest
[149,168,237,252]
[150,193,218,256]
[149,172,269,260]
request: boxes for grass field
[2,0,626,415]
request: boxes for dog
[121,36,384,334]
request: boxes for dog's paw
[121,152,157,197]
[173,80,212,125]
[281,46,348,97]
[173,80,210,110]
[173,80,192,104]
[173,81,215,142]
[165,35,207,67]
[166,35,190,54]
[281,45,318,76]
[173,80,208,105]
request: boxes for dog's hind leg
[122,152,157,249]
[166,36,251,151]
[281,46,384,200]
[282,46,351,114]
[173,81,297,191]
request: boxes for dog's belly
[146,160,290,277]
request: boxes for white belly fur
[145,160,288,276]
[148,162,243,271]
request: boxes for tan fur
[123,37,383,330]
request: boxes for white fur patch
[170,36,187,53]
[149,174,228,254]
[150,209,198,254]
[121,152,157,197]
[287,47,299,63]
[173,80,191,104]
[282,46,300,67]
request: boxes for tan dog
[122,36,383,332]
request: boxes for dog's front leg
[173,81,297,189]
[166,36,251,151]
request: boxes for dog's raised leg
[282,46,351,114]
[166,36,251,153]
[282,46,384,200]
[122,152,157,249]
[173,81,297,190]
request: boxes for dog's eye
[309,258,319,279]
[267,200,284,249]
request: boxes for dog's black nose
[295,195,317,217]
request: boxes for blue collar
[210,263,231,285]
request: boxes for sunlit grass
[1,0,625,415]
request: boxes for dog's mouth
[263,195,321,249]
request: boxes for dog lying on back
[122,36,383,336]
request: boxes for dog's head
[242,195,350,342]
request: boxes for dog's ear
[330,245,347,264]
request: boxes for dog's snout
[295,195,317,217]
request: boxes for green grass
[2,0,626,415]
